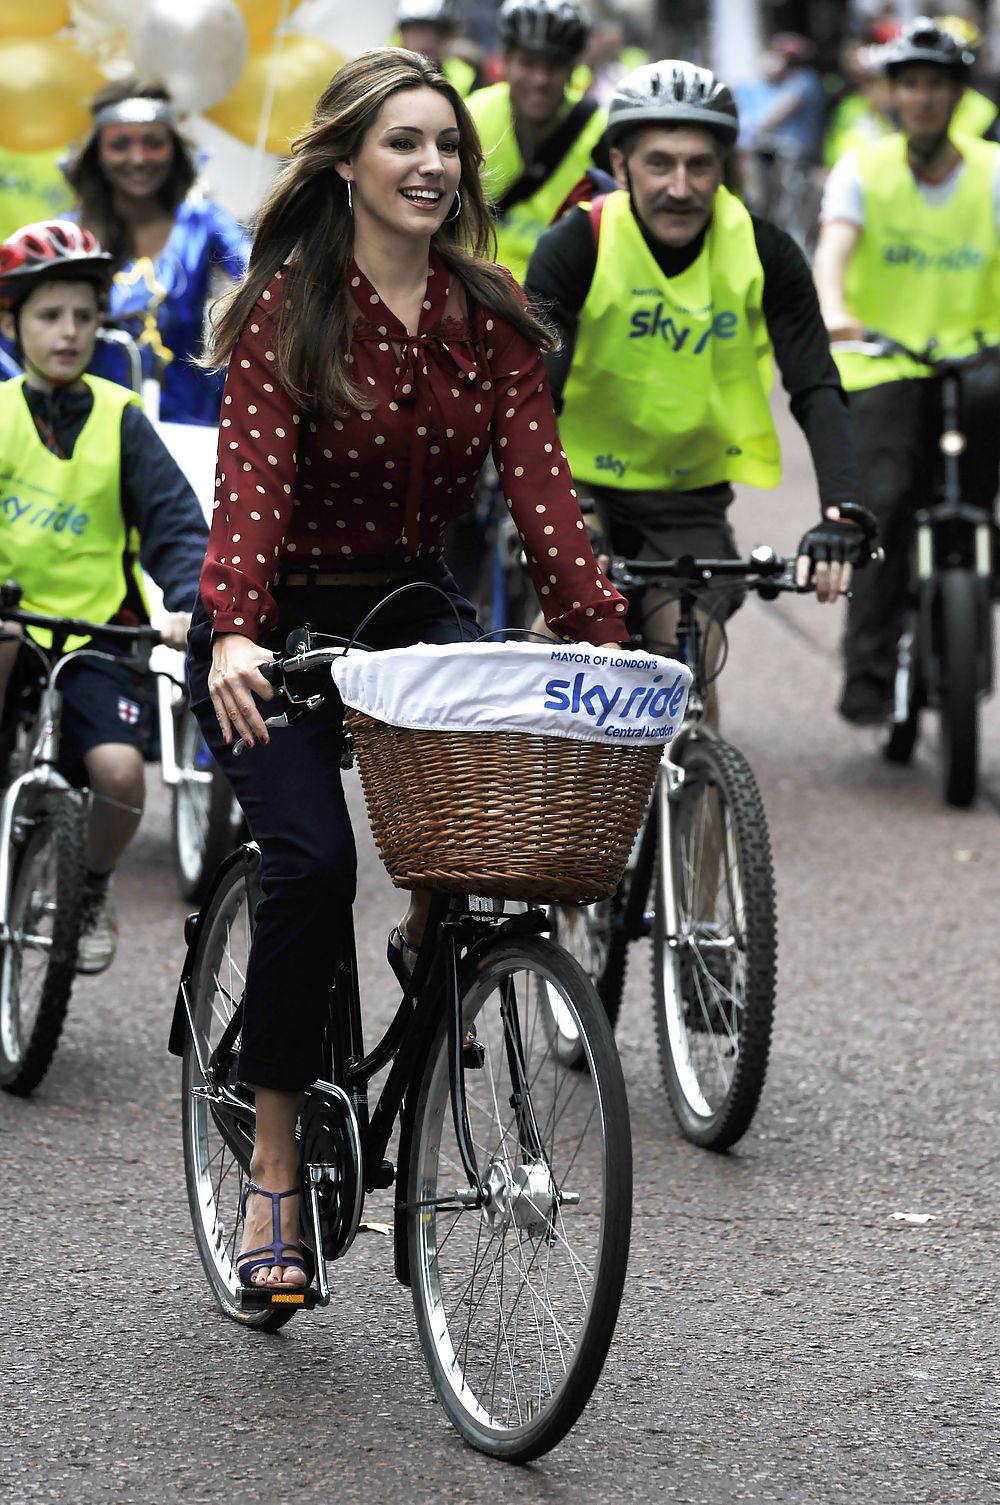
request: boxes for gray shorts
[586,483,746,641]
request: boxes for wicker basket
[345,707,663,905]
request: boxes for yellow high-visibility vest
[469,82,607,283]
[0,375,141,646]
[559,188,780,492]
[836,132,1000,390]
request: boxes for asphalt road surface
[3,407,999,1504]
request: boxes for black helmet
[396,0,460,29]
[497,0,590,62]
[606,60,739,149]
[882,16,974,78]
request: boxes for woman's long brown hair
[63,77,197,269]
[207,48,555,417]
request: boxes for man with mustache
[814,17,1000,726]
[525,59,866,717]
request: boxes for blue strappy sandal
[236,1181,312,1288]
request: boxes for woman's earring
[444,189,461,223]
[346,180,353,215]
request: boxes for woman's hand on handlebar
[208,631,276,751]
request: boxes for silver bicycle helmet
[396,0,460,30]
[606,60,739,149]
[882,16,974,77]
[497,0,591,62]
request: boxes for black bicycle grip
[257,659,282,687]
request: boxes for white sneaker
[76,884,118,975]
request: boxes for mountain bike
[833,335,995,808]
[0,585,161,1095]
[169,633,633,1462]
[541,523,870,1150]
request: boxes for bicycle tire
[408,935,631,1461]
[180,848,296,1332]
[938,570,979,808]
[172,707,241,904]
[882,623,922,766]
[652,737,776,1151]
[0,792,85,1096]
[541,900,622,1068]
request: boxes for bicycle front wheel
[407,935,631,1462]
[180,848,295,1331]
[938,570,980,808]
[653,738,776,1150]
[0,792,85,1096]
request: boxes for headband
[94,98,176,131]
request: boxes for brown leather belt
[280,569,411,587]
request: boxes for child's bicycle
[0,583,163,1095]
[169,630,640,1461]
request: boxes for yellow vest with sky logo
[0,374,141,646]
[559,187,780,492]
[836,132,1000,390]
[468,82,607,283]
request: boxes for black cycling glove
[796,503,879,571]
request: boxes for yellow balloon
[236,0,286,43]
[0,38,103,154]
[207,32,347,155]
[0,0,70,40]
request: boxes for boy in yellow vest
[814,17,1000,724]
[468,0,607,284]
[525,59,868,719]
[0,221,208,971]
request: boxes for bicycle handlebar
[830,332,1000,368]
[609,547,804,593]
[0,581,162,649]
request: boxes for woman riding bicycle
[187,47,630,1291]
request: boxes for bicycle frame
[173,841,553,1303]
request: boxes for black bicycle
[833,335,995,807]
[541,535,885,1151]
[170,633,632,1462]
[0,584,162,1094]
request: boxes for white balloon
[130,0,248,116]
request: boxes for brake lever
[231,693,324,756]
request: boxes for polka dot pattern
[201,258,627,645]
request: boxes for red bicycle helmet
[0,220,112,309]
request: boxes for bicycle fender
[167,841,260,1058]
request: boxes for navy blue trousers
[187,566,478,1089]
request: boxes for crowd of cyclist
[0,5,998,1287]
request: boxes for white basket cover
[331,640,692,747]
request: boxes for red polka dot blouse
[201,252,629,645]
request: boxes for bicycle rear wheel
[937,570,980,807]
[653,737,776,1150]
[0,791,85,1096]
[542,899,619,1068]
[407,935,631,1461]
[180,848,295,1331]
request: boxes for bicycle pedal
[463,1040,486,1070]
[236,1285,320,1311]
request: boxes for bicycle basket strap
[330,640,691,746]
